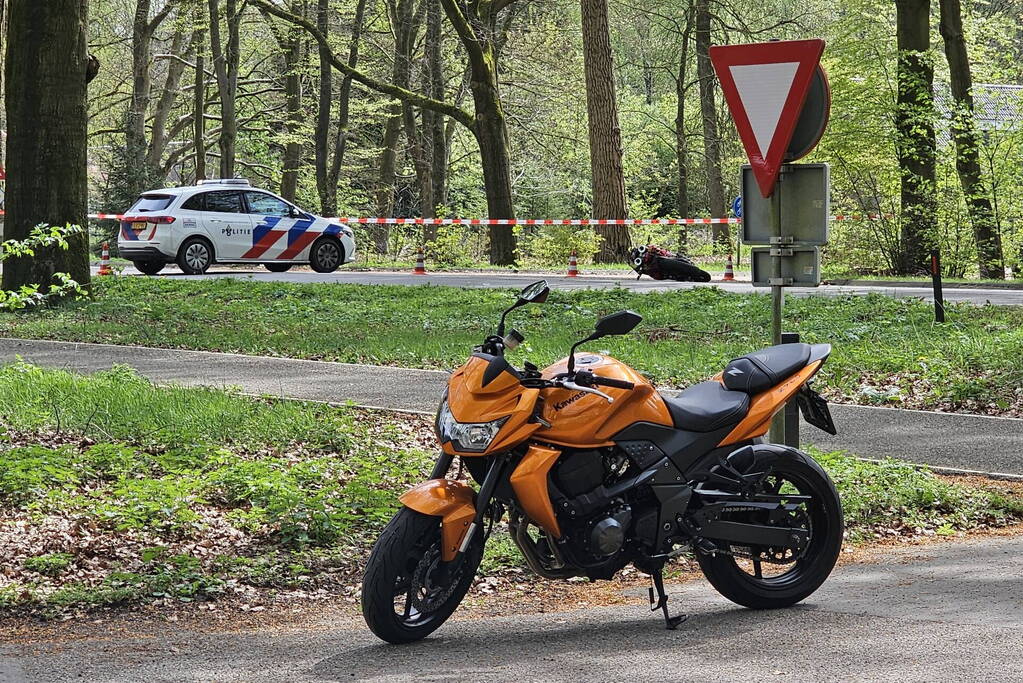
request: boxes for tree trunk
[146,28,189,175]
[939,0,1003,278]
[425,0,447,219]
[315,0,333,214]
[393,0,432,219]
[127,0,154,175]
[469,69,516,265]
[209,0,241,178]
[3,0,91,290]
[0,0,7,171]
[695,0,727,249]
[324,0,368,217]
[894,0,937,275]
[193,15,208,181]
[280,2,304,202]
[675,4,695,252]
[373,115,402,252]
[580,0,630,263]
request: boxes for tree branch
[147,0,177,34]
[249,0,474,127]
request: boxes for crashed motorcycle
[630,244,712,282]
[362,280,842,644]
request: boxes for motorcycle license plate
[796,386,837,435]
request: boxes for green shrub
[23,553,74,577]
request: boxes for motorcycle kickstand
[648,569,687,630]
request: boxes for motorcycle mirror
[567,309,642,373]
[498,280,550,337]
[593,310,643,338]
[517,280,550,304]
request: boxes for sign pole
[769,189,785,443]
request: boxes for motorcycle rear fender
[399,479,476,562]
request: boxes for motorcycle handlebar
[591,375,635,390]
[574,369,635,391]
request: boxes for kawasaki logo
[553,392,587,411]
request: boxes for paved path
[5,533,1023,682]
[2,338,1021,476]
[109,265,1023,306]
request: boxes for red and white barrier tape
[0,211,895,223]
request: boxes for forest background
[1,0,1020,277]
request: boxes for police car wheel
[177,237,213,275]
[309,237,343,273]
[133,260,165,276]
[264,263,292,273]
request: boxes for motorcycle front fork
[431,452,509,563]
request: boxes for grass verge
[2,363,1022,618]
[2,278,1023,415]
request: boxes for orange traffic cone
[567,250,579,277]
[722,253,735,281]
[98,242,112,276]
[413,246,427,275]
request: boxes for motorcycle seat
[722,343,812,395]
[664,381,750,432]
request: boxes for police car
[117,179,356,275]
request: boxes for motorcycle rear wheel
[696,450,843,609]
[362,506,483,644]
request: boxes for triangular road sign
[710,39,825,198]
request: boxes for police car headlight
[341,226,354,238]
[435,399,508,453]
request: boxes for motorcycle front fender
[399,479,476,562]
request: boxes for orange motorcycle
[363,281,842,643]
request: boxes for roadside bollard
[98,242,112,276]
[413,247,427,275]
[567,250,579,277]
[931,250,945,323]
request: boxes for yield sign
[710,39,825,198]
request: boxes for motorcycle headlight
[435,399,508,453]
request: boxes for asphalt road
[2,338,1021,477]
[5,533,1023,682]
[110,264,1023,306]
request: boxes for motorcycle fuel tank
[534,354,673,448]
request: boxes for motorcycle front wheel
[362,506,483,644]
[696,449,843,609]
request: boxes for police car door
[243,191,314,261]
[202,190,253,259]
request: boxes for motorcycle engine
[587,505,632,557]
[551,449,636,575]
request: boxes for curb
[826,278,1023,291]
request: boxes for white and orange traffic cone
[567,249,579,277]
[413,246,427,275]
[722,253,735,281]
[98,242,112,276]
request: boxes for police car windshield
[129,194,174,213]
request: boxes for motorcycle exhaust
[509,512,582,579]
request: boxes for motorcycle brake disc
[410,546,461,612]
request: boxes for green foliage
[0,360,362,450]
[23,553,74,577]
[814,448,1023,542]
[46,552,225,607]
[0,224,86,310]
[514,225,603,267]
